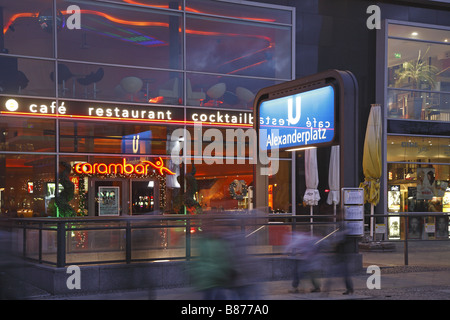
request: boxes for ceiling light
[411,32,418,36]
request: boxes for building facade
[1,0,450,243]
[379,20,450,240]
[0,0,295,218]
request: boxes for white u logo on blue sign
[287,96,301,125]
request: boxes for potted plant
[395,48,438,119]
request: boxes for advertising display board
[342,188,364,236]
[98,186,120,216]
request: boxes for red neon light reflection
[74,157,175,176]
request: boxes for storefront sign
[0,97,252,127]
[73,157,175,176]
[258,85,335,151]
[186,109,253,126]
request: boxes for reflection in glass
[0,0,55,57]
[186,15,291,79]
[51,61,183,104]
[387,89,450,121]
[104,0,182,11]
[0,57,54,97]
[187,73,277,109]
[56,0,182,69]
[0,117,55,152]
[0,154,56,217]
[187,0,292,24]
[60,120,178,154]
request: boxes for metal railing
[2,212,449,268]
[363,212,450,266]
[2,213,339,267]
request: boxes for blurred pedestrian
[322,226,354,295]
[224,229,261,300]
[285,232,321,293]
[190,228,236,300]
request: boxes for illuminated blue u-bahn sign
[258,85,336,151]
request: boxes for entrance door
[131,179,158,215]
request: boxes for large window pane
[187,0,292,24]
[387,119,450,136]
[56,0,182,70]
[387,163,450,215]
[387,38,450,92]
[104,0,182,11]
[387,89,450,121]
[180,160,291,214]
[0,154,56,217]
[51,61,183,104]
[0,57,55,97]
[389,24,450,43]
[60,120,180,154]
[387,135,450,163]
[184,162,253,213]
[186,15,291,79]
[0,0,54,57]
[0,115,55,152]
[186,73,278,109]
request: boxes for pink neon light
[73,157,175,176]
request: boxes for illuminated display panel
[258,85,336,151]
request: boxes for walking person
[285,232,321,293]
[322,226,354,295]
[190,226,236,300]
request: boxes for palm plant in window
[395,48,438,119]
[395,48,438,90]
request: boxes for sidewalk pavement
[7,241,450,300]
[15,265,450,300]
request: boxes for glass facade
[383,22,450,239]
[0,0,294,217]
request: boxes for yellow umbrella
[359,104,382,239]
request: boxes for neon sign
[73,157,175,176]
[0,97,252,128]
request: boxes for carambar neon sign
[73,157,175,176]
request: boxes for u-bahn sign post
[253,69,361,245]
